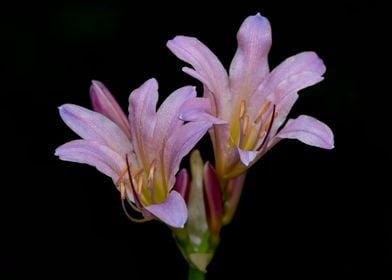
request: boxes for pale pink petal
[267,52,325,92]
[154,86,196,143]
[236,147,258,166]
[179,97,226,124]
[275,115,334,149]
[269,92,299,139]
[55,140,124,183]
[144,191,188,228]
[165,121,213,188]
[167,36,230,108]
[59,104,132,156]
[250,52,326,134]
[271,71,324,105]
[128,78,159,160]
[229,14,272,96]
[251,52,325,109]
[90,80,131,139]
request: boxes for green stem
[188,266,205,280]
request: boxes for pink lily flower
[167,13,334,178]
[55,78,221,228]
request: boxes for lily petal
[128,78,159,160]
[55,140,124,183]
[144,191,188,228]
[90,80,131,139]
[179,97,226,124]
[251,51,326,132]
[154,86,196,144]
[165,121,213,188]
[59,104,132,156]
[237,147,258,166]
[229,14,272,96]
[276,115,334,149]
[167,36,229,108]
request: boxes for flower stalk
[188,266,205,280]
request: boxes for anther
[120,183,126,200]
[116,166,129,186]
[136,175,143,195]
[148,161,156,182]
[256,105,276,151]
[239,100,246,119]
[254,101,271,124]
[133,168,143,178]
[258,130,266,139]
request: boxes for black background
[1,0,389,279]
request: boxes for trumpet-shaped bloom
[167,13,334,178]
[55,79,221,228]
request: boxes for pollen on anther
[254,101,271,124]
[148,161,156,182]
[120,183,126,200]
[116,166,129,186]
[239,100,246,119]
[136,176,143,195]
[261,117,272,132]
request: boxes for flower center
[229,100,277,152]
[114,155,165,222]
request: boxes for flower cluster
[56,13,334,276]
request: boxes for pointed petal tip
[302,51,326,75]
[244,13,270,27]
[166,36,179,46]
[143,78,159,91]
[90,80,105,96]
[91,80,102,86]
[251,12,266,20]
[58,104,72,114]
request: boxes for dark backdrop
[1,1,388,279]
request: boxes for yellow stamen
[254,101,271,124]
[227,135,236,150]
[136,175,143,195]
[260,111,277,135]
[121,200,148,223]
[116,165,143,187]
[242,115,249,135]
[120,182,126,200]
[133,168,143,178]
[239,100,246,119]
[148,161,156,182]
[116,166,129,186]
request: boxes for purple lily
[167,13,334,178]
[55,79,221,228]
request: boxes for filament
[121,199,148,223]
[256,105,276,151]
